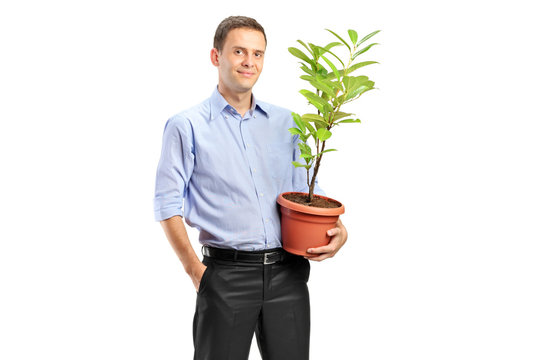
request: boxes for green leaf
[288,127,303,135]
[300,75,315,81]
[316,128,332,141]
[288,47,315,66]
[324,42,342,52]
[302,113,326,123]
[345,61,379,75]
[345,77,374,100]
[316,148,337,157]
[326,61,377,80]
[296,40,313,56]
[337,118,361,124]
[353,43,380,59]
[357,30,381,46]
[319,79,342,93]
[325,29,351,51]
[299,89,331,114]
[315,64,328,76]
[298,142,312,155]
[328,79,343,92]
[308,43,320,58]
[348,30,358,45]
[343,75,369,94]
[342,76,353,92]
[320,47,345,68]
[355,75,369,82]
[300,65,315,76]
[320,55,340,82]
[309,79,335,97]
[302,113,329,129]
[333,111,354,121]
[292,161,309,168]
[292,112,305,133]
[350,85,374,100]
[304,121,316,136]
[300,153,313,160]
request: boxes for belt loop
[233,250,238,261]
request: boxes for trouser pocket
[197,259,213,295]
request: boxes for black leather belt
[202,246,287,265]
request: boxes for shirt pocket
[267,142,294,180]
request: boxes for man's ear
[210,48,220,67]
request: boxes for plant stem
[308,140,326,202]
[306,167,309,191]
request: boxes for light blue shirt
[154,87,324,251]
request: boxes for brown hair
[213,16,267,51]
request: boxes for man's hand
[190,262,208,293]
[160,216,209,292]
[305,219,348,261]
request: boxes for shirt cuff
[154,206,183,221]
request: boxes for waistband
[202,246,289,265]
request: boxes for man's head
[211,16,267,97]
[213,16,267,52]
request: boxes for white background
[1,0,539,359]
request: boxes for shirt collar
[251,93,269,117]
[209,86,269,120]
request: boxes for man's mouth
[238,71,255,77]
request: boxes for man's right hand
[190,262,208,293]
[160,216,209,293]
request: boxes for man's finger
[327,227,340,236]
[306,254,329,262]
[307,245,333,254]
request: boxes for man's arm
[160,215,206,292]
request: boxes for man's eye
[235,50,243,55]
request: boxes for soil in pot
[282,193,341,208]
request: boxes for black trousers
[193,252,311,360]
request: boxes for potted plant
[277,28,381,256]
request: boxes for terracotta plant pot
[277,192,345,257]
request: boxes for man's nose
[242,54,254,67]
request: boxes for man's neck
[217,84,252,117]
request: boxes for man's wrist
[185,258,203,278]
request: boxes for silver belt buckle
[202,246,210,257]
[263,252,278,265]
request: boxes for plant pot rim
[277,192,345,216]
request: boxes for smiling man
[211,27,265,111]
[154,16,348,360]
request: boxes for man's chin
[235,76,259,88]
[235,82,257,93]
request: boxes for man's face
[211,28,266,95]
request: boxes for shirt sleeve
[153,115,195,221]
[291,134,326,196]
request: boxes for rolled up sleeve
[153,115,195,221]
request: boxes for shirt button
[260,193,264,197]
[225,115,229,119]
[253,168,256,172]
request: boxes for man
[154,16,348,360]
